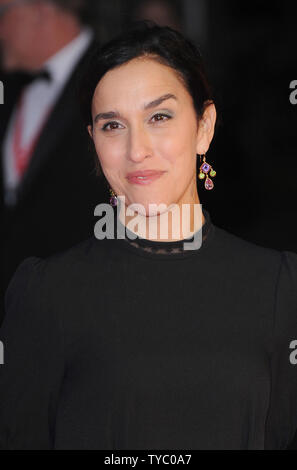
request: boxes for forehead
[92,57,188,109]
[0,0,26,12]
[0,0,20,7]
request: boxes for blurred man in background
[0,0,108,324]
[132,0,182,31]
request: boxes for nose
[127,123,153,163]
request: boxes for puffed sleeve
[0,257,65,449]
[264,250,297,449]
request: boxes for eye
[150,113,172,123]
[101,121,123,132]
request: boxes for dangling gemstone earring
[198,154,216,190]
[109,187,118,207]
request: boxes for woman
[1,22,297,450]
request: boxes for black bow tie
[20,68,52,86]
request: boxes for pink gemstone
[205,178,214,190]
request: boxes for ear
[196,102,217,155]
[87,125,93,139]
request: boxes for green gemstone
[198,172,205,179]
[210,169,216,177]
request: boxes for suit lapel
[16,39,97,202]
[16,80,76,201]
[0,74,25,209]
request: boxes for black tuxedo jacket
[0,39,109,320]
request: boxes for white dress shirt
[3,26,94,206]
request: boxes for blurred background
[0,0,296,449]
[1,1,295,250]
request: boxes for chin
[123,192,174,217]
[124,200,162,218]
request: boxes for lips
[126,170,165,178]
[126,170,166,185]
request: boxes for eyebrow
[93,93,177,123]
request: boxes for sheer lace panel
[121,219,210,255]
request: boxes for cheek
[152,125,187,161]
[1,17,16,42]
[12,13,36,45]
[93,137,124,171]
[158,124,196,172]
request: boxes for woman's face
[88,56,216,216]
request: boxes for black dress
[0,207,297,450]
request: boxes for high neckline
[114,206,216,260]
